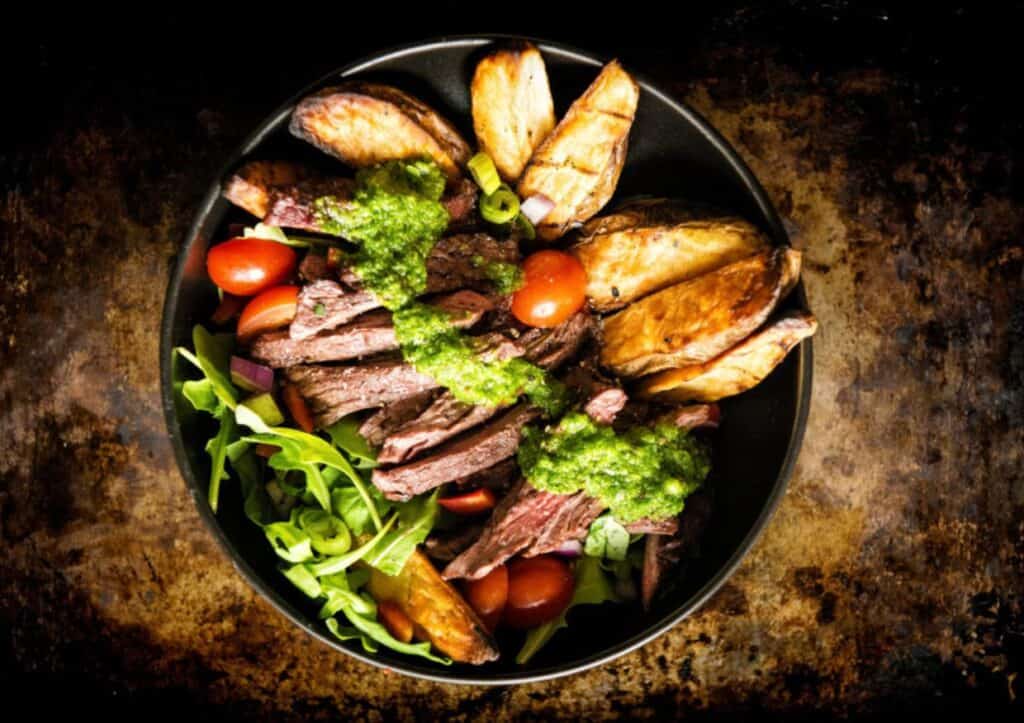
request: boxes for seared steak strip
[252,290,492,367]
[424,522,486,563]
[298,252,332,282]
[290,280,380,341]
[642,492,712,610]
[288,332,524,428]
[426,234,519,293]
[450,458,519,492]
[285,361,439,428]
[563,364,628,425]
[443,403,710,580]
[375,311,595,464]
[442,177,479,229]
[624,517,679,536]
[358,391,437,448]
[264,178,355,232]
[372,405,540,501]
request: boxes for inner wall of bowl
[166,39,805,682]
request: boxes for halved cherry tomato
[377,601,414,643]
[253,443,280,458]
[282,383,315,433]
[207,237,297,296]
[462,564,508,632]
[438,488,496,515]
[510,250,587,328]
[237,285,299,341]
[210,293,246,325]
[504,555,574,629]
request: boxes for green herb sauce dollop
[518,412,710,522]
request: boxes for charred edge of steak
[424,522,486,563]
[358,391,438,448]
[425,234,519,294]
[371,405,539,502]
[289,280,381,341]
[264,178,355,232]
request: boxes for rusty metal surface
[1,8,1021,719]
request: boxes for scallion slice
[467,152,501,195]
[480,185,520,224]
[264,522,313,563]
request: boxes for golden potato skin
[472,42,556,182]
[636,311,818,401]
[366,550,498,664]
[600,247,802,377]
[289,84,470,178]
[518,60,639,241]
[573,199,769,310]
[222,160,313,217]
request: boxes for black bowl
[160,36,813,684]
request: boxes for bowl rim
[159,34,813,685]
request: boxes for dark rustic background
[2,2,1022,719]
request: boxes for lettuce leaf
[326,416,378,469]
[362,490,439,576]
[583,513,631,561]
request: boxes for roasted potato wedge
[222,160,314,217]
[366,550,498,664]
[600,247,802,377]
[290,83,471,179]
[472,42,556,182]
[573,199,769,310]
[518,60,639,241]
[636,311,817,401]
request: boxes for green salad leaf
[516,556,618,664]
[583,513,631,561]
[362,490,439,576]
[326,417,378,469]
[332,486,392,537]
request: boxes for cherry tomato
[377,601,414,643]
[237,285,299,341]
[504,555,574,629]
[438,488,497,515]
[462,564,508,632]
[510,250,587,328]
[207,237,297,296]
[282,384,315,433]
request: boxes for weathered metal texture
[1,30,1021,721]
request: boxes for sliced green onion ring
[308,513,398,577]
[282,563,322,598]
[298,508,353,556]
[467,152,501,195]
[264,521,313,563]
[480,185,521,224]
[513,213,536,241]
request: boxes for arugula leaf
[264,521,313,563]
[242,433,332,511]
[362,490,439,576]
[308,514,397,577]
[226,440,275,526]
[189,325,238,409]
[326,417,378,469]
[584,513,631,561]
[332,486,391,537]
[282,563,323,598]
[182,377,219,415]
[516,556,618,664]
[204,411,236,512]
[236,404,381,528]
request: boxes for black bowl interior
[161,37,812,684]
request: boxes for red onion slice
[520,194,555,225]
[552,539,583,558]
[230,356,274,393]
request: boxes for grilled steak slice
[444,402,710,580]
[450,457,519,492]
[285,361,439,428]
[563,364,628,425]
[642,492,712,610]
[426,234,519,292]
[624,517,679,536]
[378,396,500,464]
[264,178,355,232]
[222,160,314,217]
[442,177,479,229]
[372,405,540,501]
[375,312,595,464]
[424,523,486,563]
[358,392,437,448]
[661,403,721,430]
[298,253,332,282]
[252,291,492,367]
[290,280,381,341]
[289,332,524,428]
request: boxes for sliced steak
[444,399,711,580]
[285,360,439,428]
[442,177,479,229]
[375,312,596,464]
[378,396,500,464]
[222,160,314,218]
[424,522,486,563]
[624,517,679,536]
[298,252,332,282]
[642,492,712,610]
[264,178,355,232]
[661,403,721,430]
[372,405,540,501]
[426,234,519,293]
[252,290,492,367]
[358,391,437,448]
[450,458,519,492]
[290,280,380,340]
[563,364,628,425]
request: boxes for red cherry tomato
[207,237,297,296]
[510,250,587,328]
[237,285,299,341]
[282,384,315,433]
[504,555,574,629]
[377,601,414,643]
[462,564,508,632]
[438,488,497,515]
